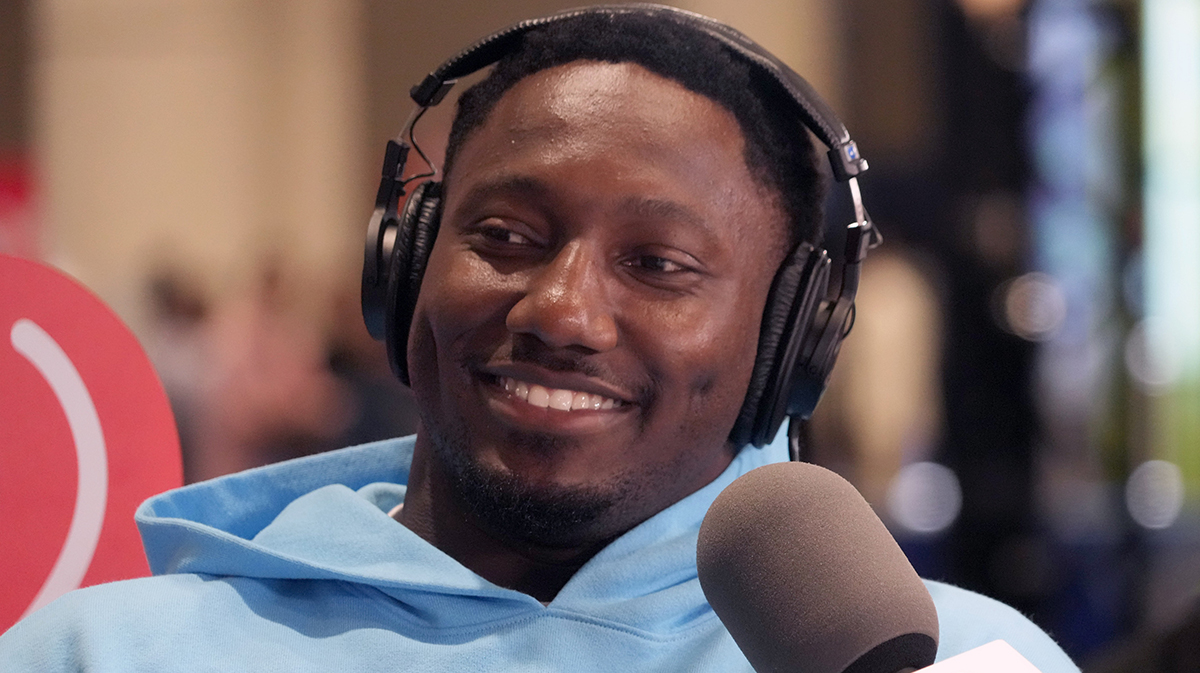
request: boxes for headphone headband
[408,3,868,181]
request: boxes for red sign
[0,158,38,259]
[1,254,182,632]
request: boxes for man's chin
[442,446,623,550]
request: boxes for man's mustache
[509,338,606,377]
[478,336,654,409]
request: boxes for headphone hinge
[827,141,868,182]
[376,140,410,205]
[844,222,873,266]
[367,139,410,281]
[410,75,457,107]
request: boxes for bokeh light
[1124,318,1182,392]
[998,272,1068,341]
[886,461,963,535]
[1125,459,1185,530]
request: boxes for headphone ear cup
[384,181,443,386]
[787,293,854,417]
[751,247,832,447]
[730,243,829,447]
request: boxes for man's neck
[396,438,607,603]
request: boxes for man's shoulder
[2,571,399,671]
[1,574,224,669]
[2,437,421,671]
[925,579,1079,672]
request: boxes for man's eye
[475,222,534,246]
[626,255,690,274]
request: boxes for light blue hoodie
[1,435,1078,672]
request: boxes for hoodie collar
[137,435,787,633]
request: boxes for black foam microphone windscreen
[697,462,939,673]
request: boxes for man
[1,8,1079,671]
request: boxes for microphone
[697,462,939,673]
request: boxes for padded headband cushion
[413,4,850,152]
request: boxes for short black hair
[441,11,826,246]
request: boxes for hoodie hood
[135,435,788,635]
[6,433,1080,673]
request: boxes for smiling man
[399,55,792,602]
[1,7,1079,672]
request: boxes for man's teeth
[500,377,619,411]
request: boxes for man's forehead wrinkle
[614,196,716,239]
[457,174,555,212]
[498,107,571,145]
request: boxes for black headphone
[361,4,879,457]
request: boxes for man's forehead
[488,61,742,142]
[444,59,792,251]
[448,61,753,190]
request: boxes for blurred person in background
[146,260,418,483]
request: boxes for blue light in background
[1143,0,1200,485]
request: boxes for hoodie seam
[362,582,723,643]
[377,607,722,644]
[542,608,723,642]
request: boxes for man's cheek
[406,315,440,404]
[684,334,758,428]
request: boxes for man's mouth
[498,376,627,412]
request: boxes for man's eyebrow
[453,175,554,213]
[453,176,715,237]
[615,197,714,236]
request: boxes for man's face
[408,61,788,546]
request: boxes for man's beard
[426,420,644,550]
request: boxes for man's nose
[505,242,619,353]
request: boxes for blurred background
[1,0,1197,668]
